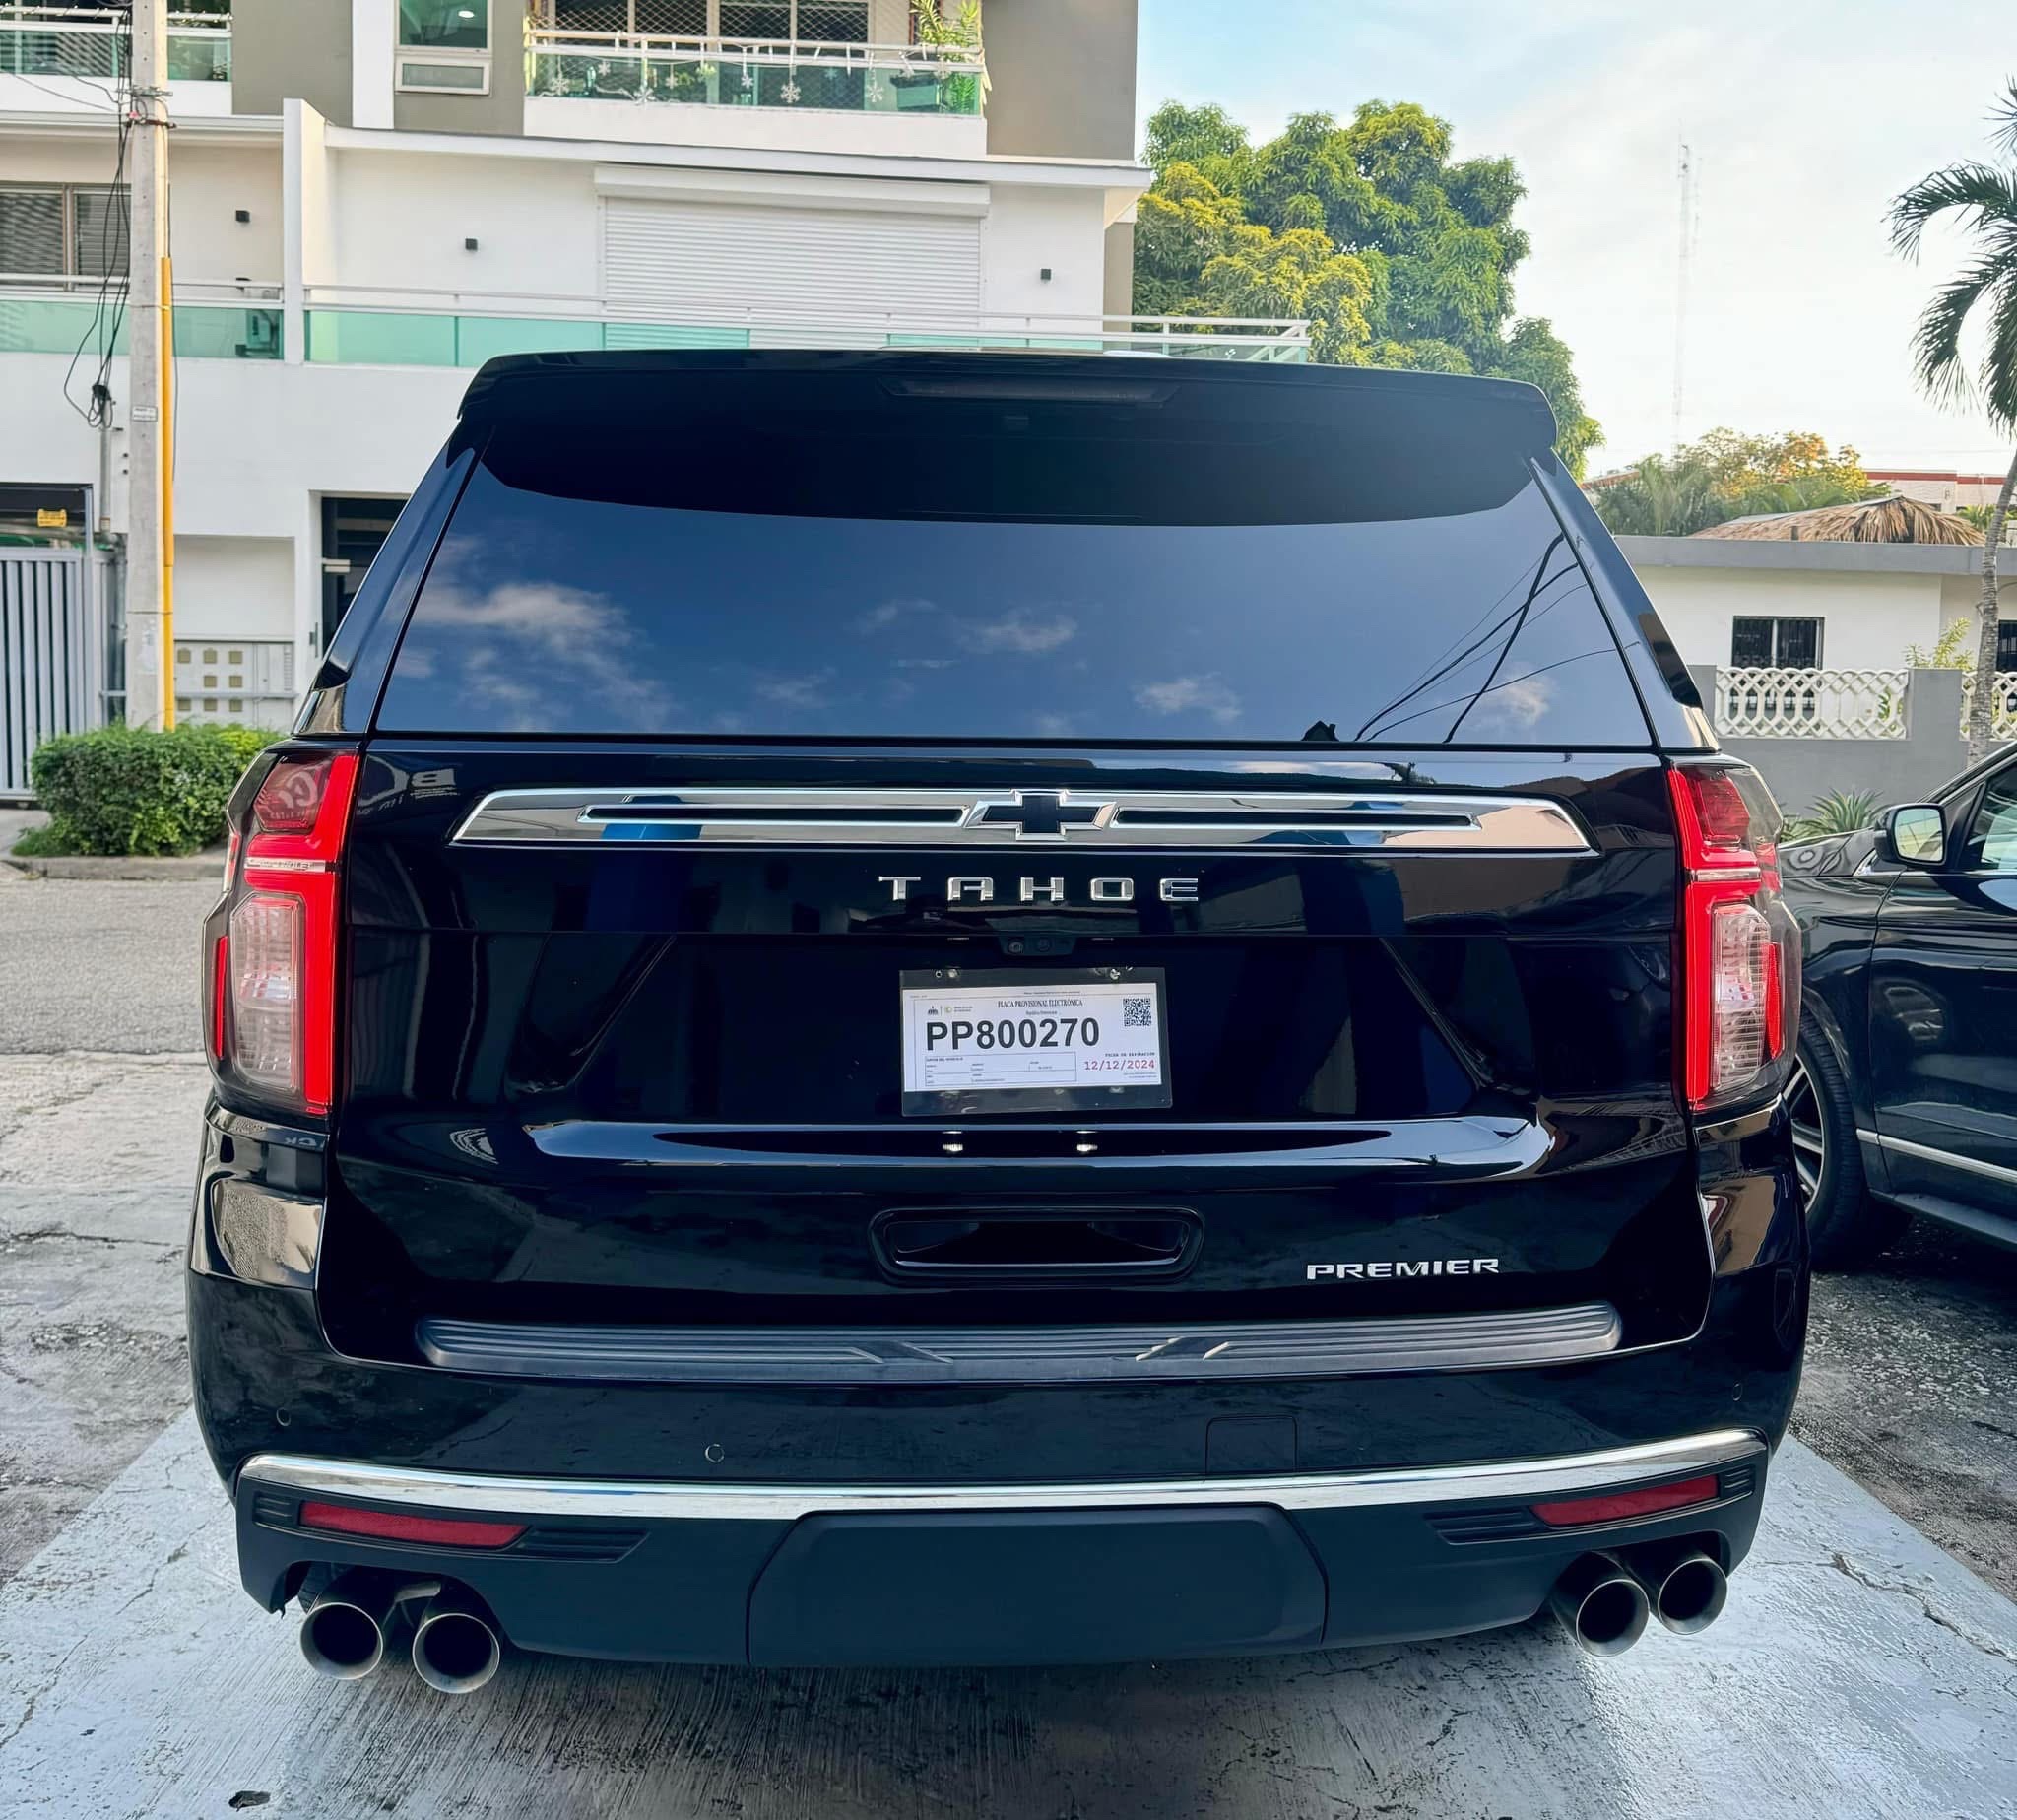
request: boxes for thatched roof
[1693,494,1985,544]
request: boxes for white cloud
[754,670,834,709]
[956,610,1078,655]
[415,550,673,729]
[1135,675,1243,724]
[853,597,937,634]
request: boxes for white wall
[175,536,294,640]
[1938,572,2017,642]
[0,75,233,118]
[1640,565,1947,672]
[980,184,1106,322]
[324,148,601,306]
[521,98,987,162]
[167,144,285,286]
[0,135,280,287]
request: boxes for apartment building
[1,3,1301,780]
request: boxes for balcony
[0,278,282,359]
[522,25,986,156]
[0,5,231,111]
[296,290,1310,366]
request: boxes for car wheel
[1789,1028,1902,1270]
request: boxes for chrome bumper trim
[412,1302,1623,1385]
[241,1428,1765,1524]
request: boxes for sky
[1136,0,2016,477]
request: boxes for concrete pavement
[0,864,219,1054]
[1,1418,2013,1819]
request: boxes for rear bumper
[234,1428,1770,1665]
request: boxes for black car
[1785,750,2017,1268]
[188,352,1805,1689]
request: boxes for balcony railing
[297,293,1311,365]
[525,27,984,115]
[0,279,281,359]
[0,6,230,83]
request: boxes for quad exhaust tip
[298,1569,399,1680]
[411,1589,503,1696]
[1548,1552,1650,1657]
[298,1571,502,1693]
[1630,1545,1729,1636]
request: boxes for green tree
[1890,78,2017,764]
[1588,429,1884,537]
[1586,453,1724,538]
[1134,98,1600,472]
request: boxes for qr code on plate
[1122,996,1153,1028]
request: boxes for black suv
[190,352,1805,1689]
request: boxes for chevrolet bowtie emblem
[965,791,1116,840]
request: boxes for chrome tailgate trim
[412,1302,1623,1385]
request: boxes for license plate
[898,968,1172,1115]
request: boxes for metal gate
[0,550,108,800]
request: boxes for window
[1966,765,2017,874]
[1997,619,2017,674]
[1730,617,1822,668]
[398,0,491,91]
[400,0,488,48]
[378,423,1650,747]
[0,184,128,282]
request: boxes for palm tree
[1890,80,2017,763]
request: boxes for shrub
[1782,788,1885,843]
[27,723,279,857]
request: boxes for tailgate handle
[872,1208,1202,1282]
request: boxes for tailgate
[320,747,1709,1362]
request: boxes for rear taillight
[212,750,359,1117]
[1669,764,1797,1110]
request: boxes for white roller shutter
[603,197,982,345]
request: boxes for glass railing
[304,311,748,365]
[0,295,1306,368]
[524,32,983,116]
[302,308,1310,366]
[0,8,231,83]
[0,295,280,358]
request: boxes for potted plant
[898,1,986,113]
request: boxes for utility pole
[125,0,174,730]
[1670,141,1695,459]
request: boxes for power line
[60,4,135,428]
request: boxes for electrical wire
[61,3,135,427]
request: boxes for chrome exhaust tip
[1548,1552,1651,1657]
[1630,1546,1729,1636]
[298,1569,397,1680]
[412,1589,502,1695]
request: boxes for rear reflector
[298,1501,527,1549]
[1531,1474,1720,1528]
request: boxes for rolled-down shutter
[602,197,982,344]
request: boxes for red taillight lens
[1670,764,1798,1110]
[216,751,359,1117]
[298,1501,527,1550]
[1531,1473,1720,1528]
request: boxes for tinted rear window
[378,373,1648,747]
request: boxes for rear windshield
[378,391,1648,747]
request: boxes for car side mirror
[1881,804,1946,869]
